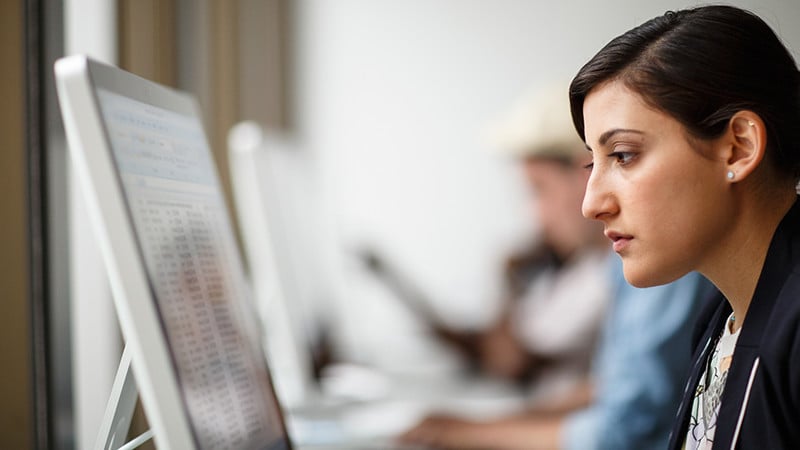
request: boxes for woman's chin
[622,260,683,288]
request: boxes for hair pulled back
[569,5,800,181]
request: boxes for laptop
[55,55,424,449]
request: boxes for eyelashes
[583,151,637,171]
[611,151,636,165]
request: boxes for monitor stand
[95,345,153,450]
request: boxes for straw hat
[486,80,584,160]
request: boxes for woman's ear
[720,111,766,183]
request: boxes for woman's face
[581,80,732,287]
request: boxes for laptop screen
[95,86,290,450]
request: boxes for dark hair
[569,5,800,180]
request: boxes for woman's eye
[583,161,594,171]
[610,151,636,166]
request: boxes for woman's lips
[606,231,633,253]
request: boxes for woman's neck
[701,189,796,332]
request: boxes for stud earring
[748,120,755,127]
[727,170,735,180]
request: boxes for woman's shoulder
[756,272,800,414]
[756,198,800,345]
[759,271,800,359]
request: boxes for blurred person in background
[399,81,715,450]
[468,81,613,405]
[358,82,611,402]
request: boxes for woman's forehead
[583,81,673,146]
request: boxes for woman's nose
[582,170,615,221]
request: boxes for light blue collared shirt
[563,256,715,450]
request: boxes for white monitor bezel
[55,55,292,450]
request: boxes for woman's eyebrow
[598,128,645,146]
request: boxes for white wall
[290,0,800,370]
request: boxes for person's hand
[398,414,490,449]
[398,413,564,450]
[479,316,530,379]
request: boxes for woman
[570,5,800,449]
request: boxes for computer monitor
[55,55,292,450]
[227,122,328,410]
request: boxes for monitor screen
[95,87,289,450]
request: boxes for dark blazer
[668,197,800,450]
